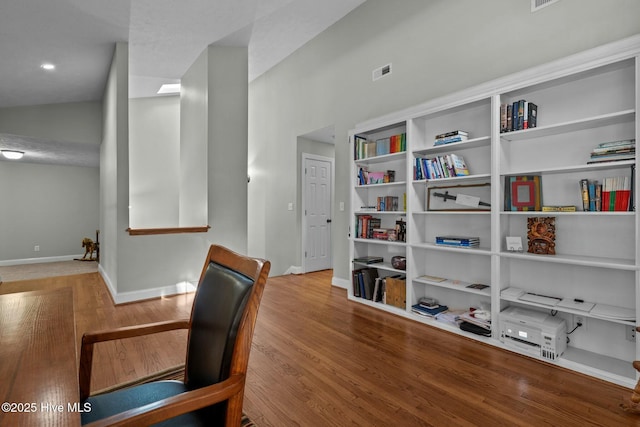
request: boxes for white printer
[499,306,567,361]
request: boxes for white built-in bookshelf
[348,35,640,388]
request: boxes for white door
[303,155,332,272]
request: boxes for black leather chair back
[185,261,254,389]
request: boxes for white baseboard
[284,265,303,275]
[332,276,349,289]
[98,265,197,305]
[0,254,83,267]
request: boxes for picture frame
[426,183,491,211]
[504,175,542,211]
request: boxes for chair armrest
[80,319,190,401]
[83,373,245,427]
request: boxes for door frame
[301,153,334,274]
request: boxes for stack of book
[587,139,635,164]
[500,99,537,132]
[414,153,469,180]
[459,310,491,336]
[411,302,448,318]
[435,236,479,248]
[433,130,468,146]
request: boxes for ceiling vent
[531,0,560,12]
[373,63,392,81]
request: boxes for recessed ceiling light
[157,83,180,94]
[1,150,25,160]
[41,63,55,70]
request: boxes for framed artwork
[427,183,491,211]
[504,175,542,211]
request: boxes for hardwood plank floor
[2,270,640,426]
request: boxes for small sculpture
[82,238,97,260]
[527,217,556,255]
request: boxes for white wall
[0,162,99,261]
[180,48,209,227]
[247,0,640,278]
[128,95,180,228]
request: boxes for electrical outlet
[34,245,40,252]
[573,315,586,331]
[626,326,636,342]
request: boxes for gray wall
[0,162,99,261]
[0,100,101,262]
[129,95,181,228]
[247,0,640,278]
[0,101,101,144]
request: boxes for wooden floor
[2,270,640,426]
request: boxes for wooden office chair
[79,245,270,426]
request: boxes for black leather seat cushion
[82,380,211,426]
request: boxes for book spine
[580,179,589,211]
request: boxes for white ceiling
[0,0,365,166]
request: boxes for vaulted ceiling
[0,0,364,166]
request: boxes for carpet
[0,260,98,282]
[92,364,256,426]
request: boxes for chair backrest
[184,245,269,390]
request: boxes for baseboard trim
[0,254,83,267]
[332,276,349,289]
[98,265,197,304]
[284,266,303,275]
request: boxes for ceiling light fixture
[157,83,180,94]
[1,150,25,160]
[40,63,55,70]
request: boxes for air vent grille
[531,0,560,12]
[372,63,392,81]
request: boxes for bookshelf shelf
[355,151,406,165]
[499,251,636,270]
[502,160,635,177]
[413,276,491,296]
[352,261,405,274]
[411,243,492,255]
[500,295,635,326]
[349,37,640,388]
[413,135,491,156]
[500,109,635,142]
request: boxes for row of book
[500,100,538,133]
[435,236,479,248]
[375,196,400,212]
[413,153,469,180]
[354,133,406,160]
[357,167,396,185]
[587,139,635,164]
[355,215,381,239]
[433,130,469,146]
[579,175,633,212]
[351,268,406,305]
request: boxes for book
[353,256,383,264]
[434,130,468,140]
[541,205,577,212]
[450,153,469,176]
[411,303,448,317]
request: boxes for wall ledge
[126,226,210,236]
